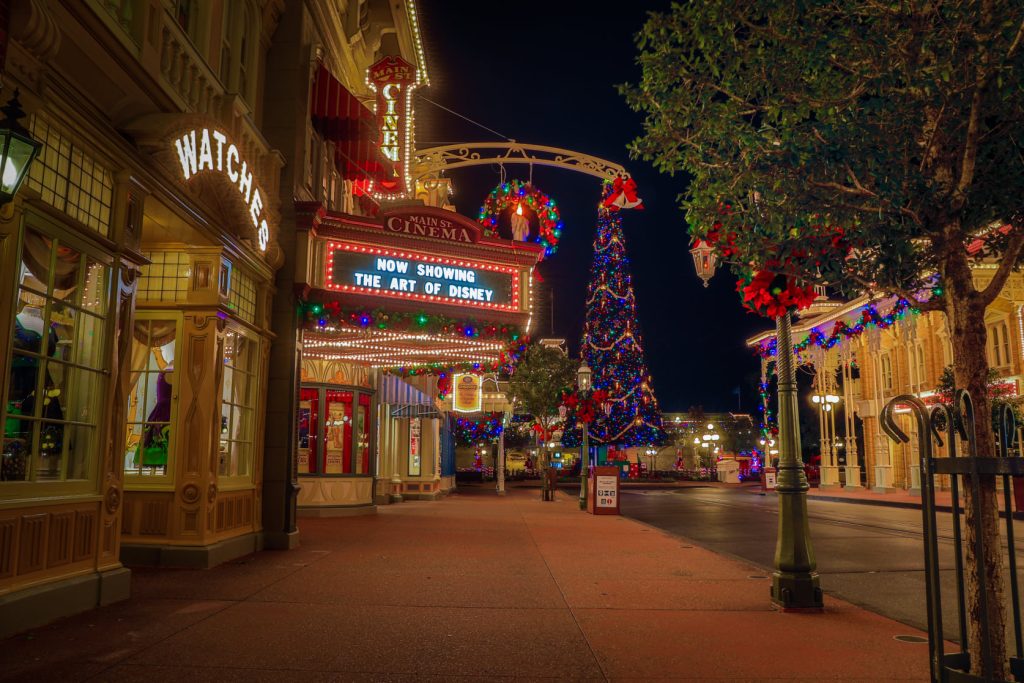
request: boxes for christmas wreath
[478,180,562,259]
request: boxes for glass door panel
[324,390,352,474]
[297,387,319,474]
[356,393,370,474]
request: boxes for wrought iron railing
[882,391,1024,682]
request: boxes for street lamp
[578,361,592,510]
[0,90,41,207]
[689,238,718,288]
[689,205,822,611]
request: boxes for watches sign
[325,242,518,311]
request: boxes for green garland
[301,301,522,341]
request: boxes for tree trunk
[946,261,1009,678]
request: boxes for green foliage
[507,344,577,427]
[622,1,1024,295]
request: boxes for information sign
[596,475,618,508]
[452,374,482,413]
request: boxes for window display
[297,387,318,474]
[124,318,177,479]
[324,390,352,474]
[219,327,258,480]
[296,385,373,476]
[2,229,110,483]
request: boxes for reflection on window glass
[296,385,374,477]
[297,387,318,474]
[219,328,258,479]
[324,390,352,474]
[357,393,370,474]
[124,319,176,478]
[2,229,109,483]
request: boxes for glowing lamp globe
[577,361,592,391]
[0,91,41,206]
[689,238,718,288]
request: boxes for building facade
[747,270,1024,493]
[0,0,463,636]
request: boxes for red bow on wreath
[602,177,644,211]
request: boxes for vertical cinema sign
[173,128,272,252]
[369,55,418,198]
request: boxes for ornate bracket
[413,142,630,183]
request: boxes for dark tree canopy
[622,4,1024,674]
[622,1,1024,299]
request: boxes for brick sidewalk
[0,488,934,681]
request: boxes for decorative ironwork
[413,142,629,182]
[882,391,1023,682]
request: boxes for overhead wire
[416,94,513,142]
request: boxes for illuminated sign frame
[453,374,483,413]
[174,127,272,252]
[367,55,419,199]
[324,241,520,312]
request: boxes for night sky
[416,0,768,413]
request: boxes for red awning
[311,63,375,141]
[311,63,395,182]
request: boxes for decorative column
[902,317,922,494]
[389,412,403,503]
[496,411,507,495]
[816,348,841,489]
[841,347,862,488]
[868,328,893,492]
[771,312,823,610]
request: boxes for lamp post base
[771,571,824,611]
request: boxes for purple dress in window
[143,369,171,447]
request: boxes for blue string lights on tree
[453,413,504,445]
[563,181,665,447]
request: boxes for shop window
[880,353,894,392]
[102,0,140,42]
[218,1,256,102]
[989,321,1012,368]
[324,389,352,473]
[219,1,236,85]
[138,251,190,302]
[172,0,199,43]
[297,387,319,474]
[26,116,114,237]
[124,317,177,481]
[228,266,257,324]
[2,229,110,485]
[219,327,259,482]
[297,385,373,476]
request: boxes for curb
[783,491,1024,520]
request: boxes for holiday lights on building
[757,298,918,360]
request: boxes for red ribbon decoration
[602,177,644,211]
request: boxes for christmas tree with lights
[571,185,665,446]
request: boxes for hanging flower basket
[737,271,817,319]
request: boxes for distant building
[662,412,758,468]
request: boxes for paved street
[0,488,931,682]
[621,484,1024,637]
